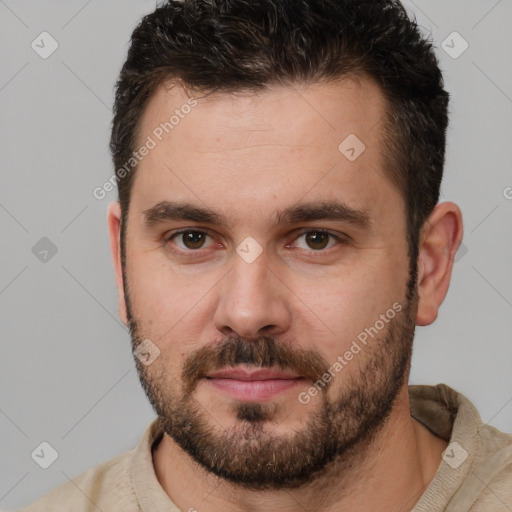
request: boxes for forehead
[139,76,386,151]
[130,76,399,230]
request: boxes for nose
[213,248,292,340]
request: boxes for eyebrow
[143,200,371,230]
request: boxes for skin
[107,76,463,511]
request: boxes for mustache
[181,336,330,396]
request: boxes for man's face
[119,77,418,488]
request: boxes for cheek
[298,256,406,357]
[126,252,225,354]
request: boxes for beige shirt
[21,384,512,511]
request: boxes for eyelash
[165,229,349,255]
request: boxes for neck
[153,386,447,512]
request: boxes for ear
[107,201,128,326]
[416,201,464,326]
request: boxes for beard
[123,261,419,490]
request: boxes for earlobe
[415,202,464,327]
[107,201,129,326]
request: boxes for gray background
[1,0,511,509]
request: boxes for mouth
[204,367,306,401]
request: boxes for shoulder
[20,418,166,512]
[20,447,139,511]
[410,384,512,511]
[467,423,512,510]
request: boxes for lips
[204,367,305,401]
[205,368,302,381]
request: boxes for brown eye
[304,231,330,250]
[171,230,213,250]
[292,230,343,252]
